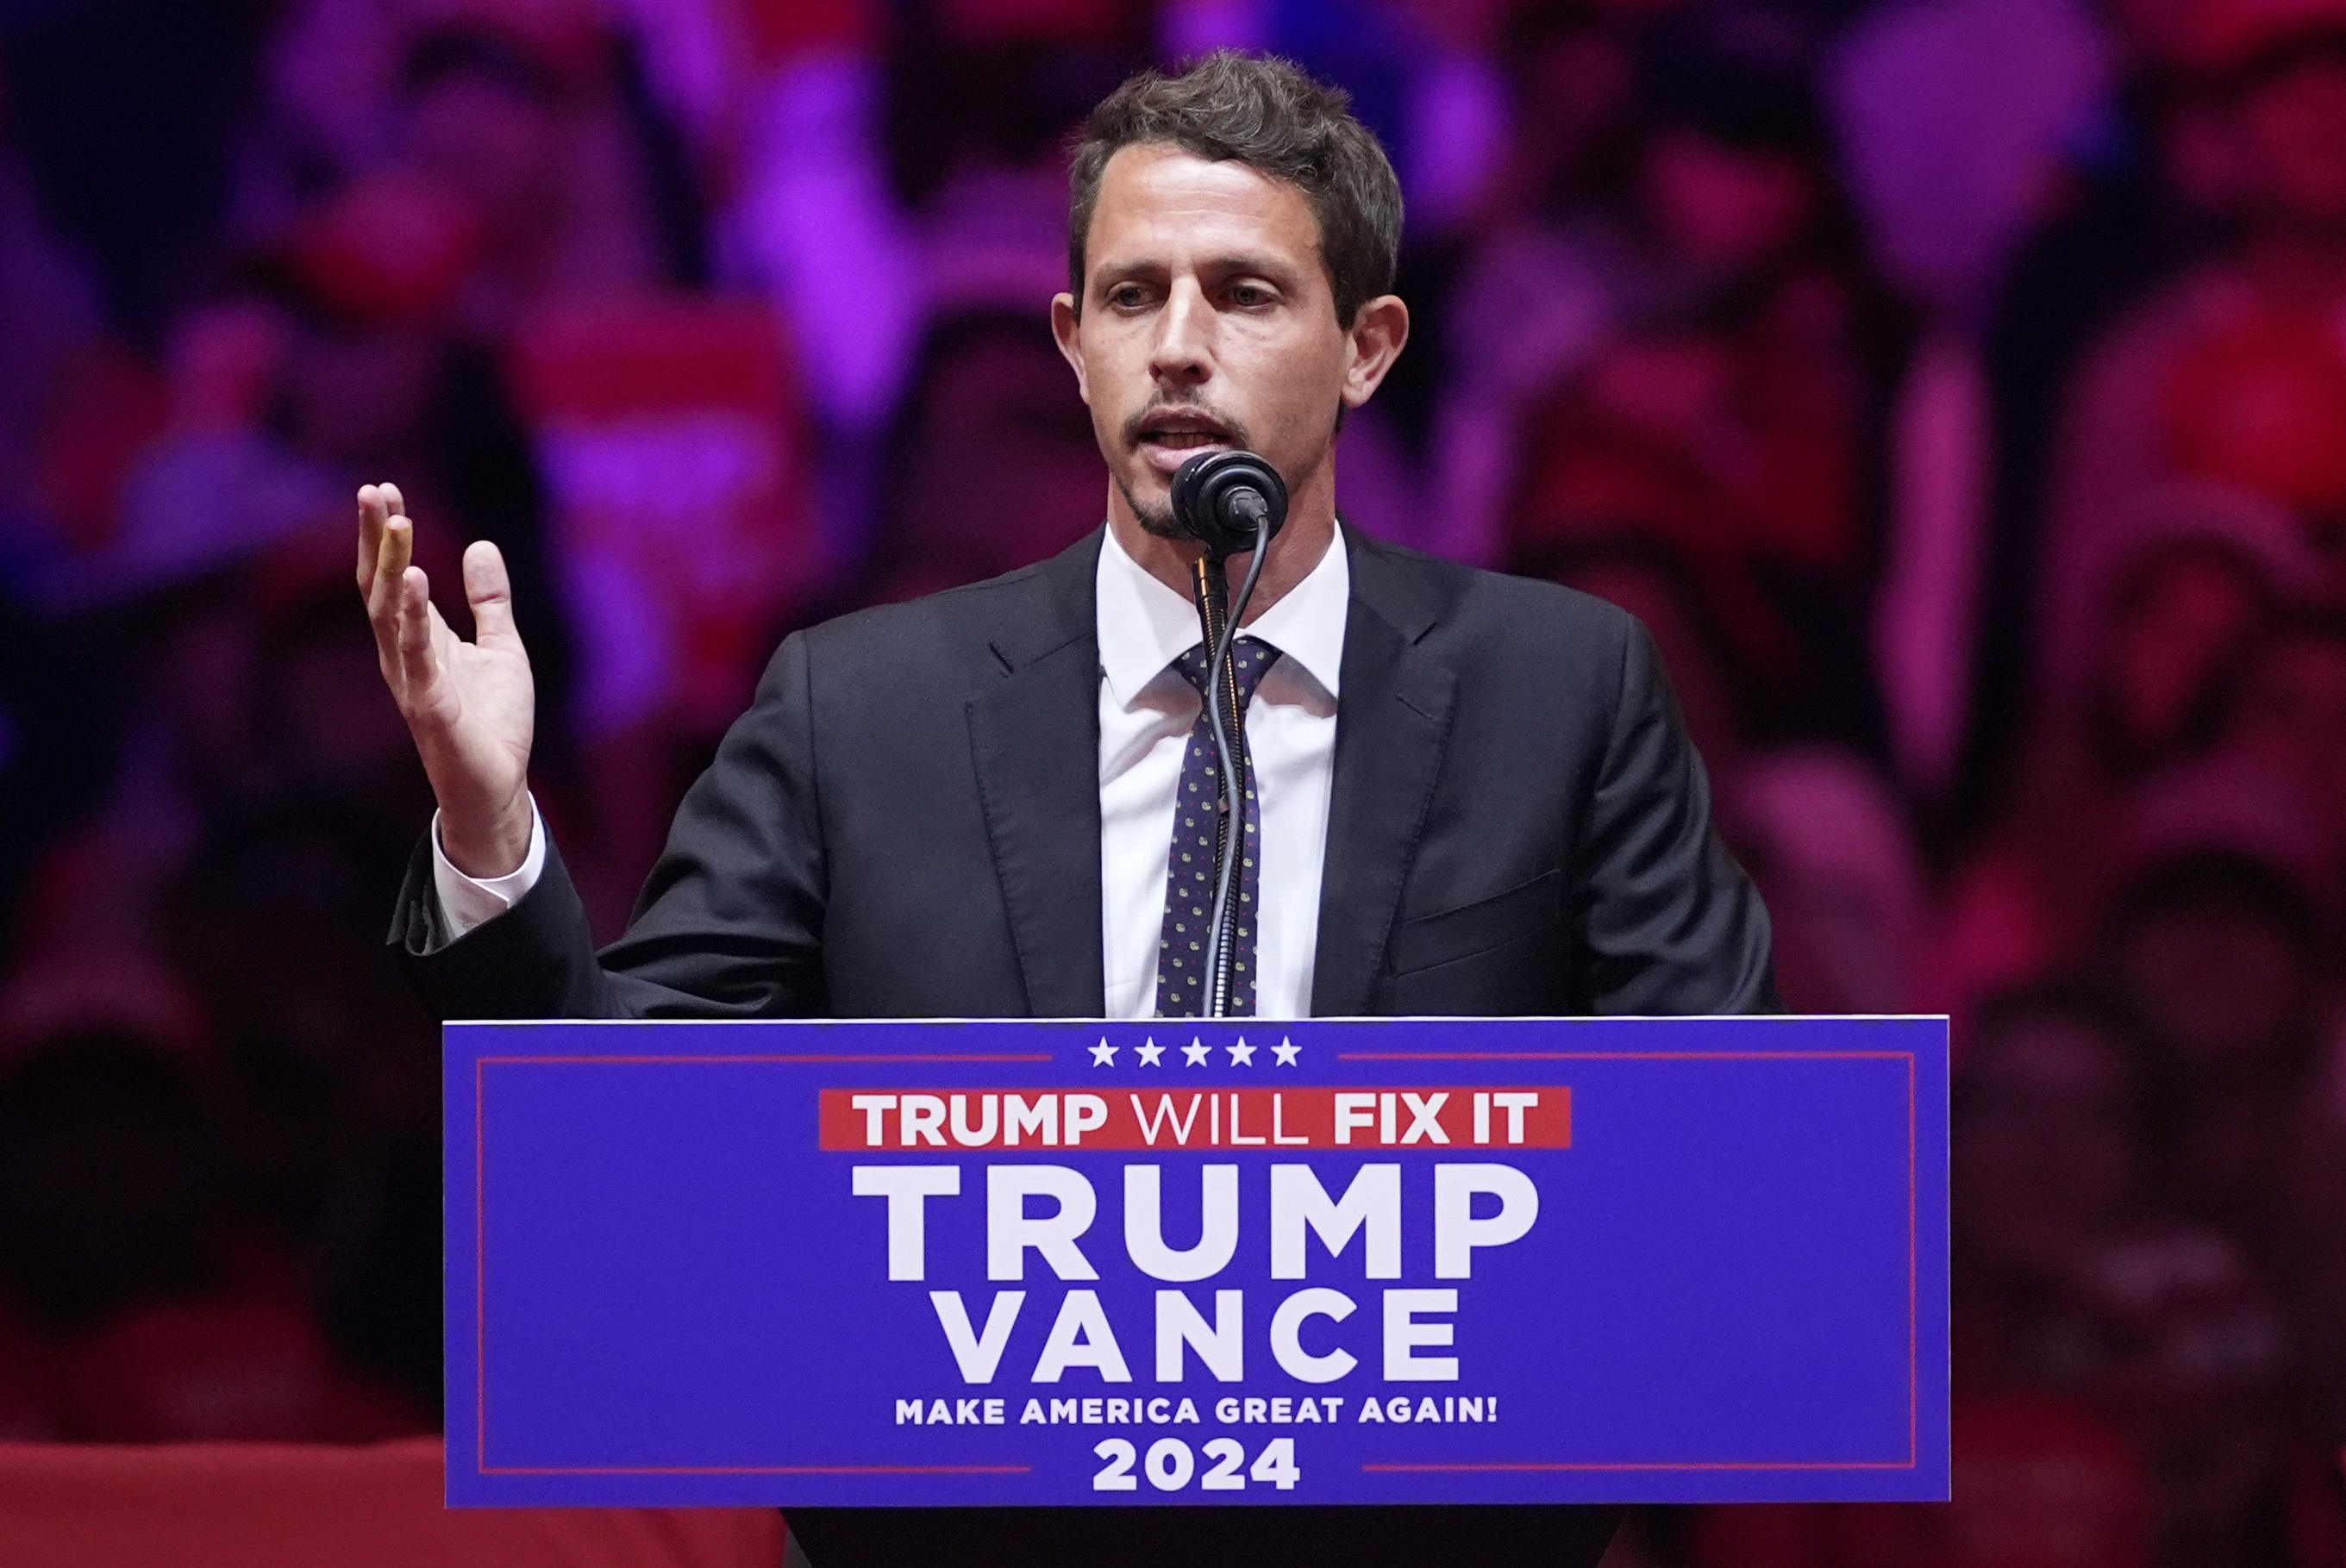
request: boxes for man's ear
[1339,294,1411,409]
[1051,292,1091,406]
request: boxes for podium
[444,1016,1948,1508]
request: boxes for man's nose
[1148,279,1214,389]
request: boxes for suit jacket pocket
[1386,868,1564,977]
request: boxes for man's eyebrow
[1200,253,1301,281]
[1088,253,1304,290]
[1090,259,1165,290]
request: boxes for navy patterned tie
[1155,636,1280,1017]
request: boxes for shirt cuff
[430,796,547,941]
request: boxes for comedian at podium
[356,47,1776,1568]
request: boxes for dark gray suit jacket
[391,523,1777,1565]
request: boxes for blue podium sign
[445,1016,1948,1508]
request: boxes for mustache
[1120,398,1250,450]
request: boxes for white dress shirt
[433,526,1350,1019]
[1094,523,1346,1019]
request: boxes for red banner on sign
[818,1088,1572,1153]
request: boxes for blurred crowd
[0,0,2343,1561]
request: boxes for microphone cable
[1194,528,1274,1018]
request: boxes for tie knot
[1173,636,1280,706]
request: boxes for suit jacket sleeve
[1572,615,1780,1015]
[386,632,829,1020]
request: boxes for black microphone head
[1169,450,1289,559]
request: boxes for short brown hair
[1067,50,1404,326]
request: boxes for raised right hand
[358,482,536,878]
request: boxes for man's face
[1054,145,1361,538]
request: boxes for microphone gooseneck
[1172,450,1286,1016]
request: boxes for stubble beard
[1116,470,1186,540]
[1114,394,1258,540]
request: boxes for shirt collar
[1095,522,1348,709]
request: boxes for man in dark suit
[360,48,1772,1568]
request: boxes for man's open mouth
[1135,410,1235,448]
[1134,410,1241,472]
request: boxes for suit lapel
[967,532,1108,1018]
[1310,528,1458,1017]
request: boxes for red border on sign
[469,1047,1921,1479]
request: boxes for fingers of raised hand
[461,540,519,648]
[357,485,385,593]
[394,565,439,695]
[378,513,413,597]
[356,481,414,597]
[364,536,413,672]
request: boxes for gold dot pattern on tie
[1154,636,1280,1017]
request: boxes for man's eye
[1229,284,1271,307]
[1109,285,1149,309]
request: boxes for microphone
[1168,451,1287,1015]
[1171,450,1289,559]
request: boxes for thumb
[462,540,522,650]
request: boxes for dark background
[0,0,2343,1560]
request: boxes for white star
[1226,1036,1256,1066]
[1272,1036,1301,1066]
[1135,1037,1166,1066]
[1182,1037,1212,1066]
[1089,1038,1118,1067]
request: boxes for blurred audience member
[2224,604,2346,853]
[1502,27,1905,750]
[2046,16,2346,634]
[1950,507,2303,983]
[1936,1393,2159,1568]
[397,20,690,328]
[1724,747,1928,1012]
[0,0,261,341]
[1964,0,2232,829]
[0,995,420,1442]
[0,112,104,570]
[1950,984,2151,1396]
[0,1018,222,1340]
[2074,1228,2298,1564]
[1429,1,1649,563]
[1686,1393,2158,1566]
[2099,846,2331,1248]
[860,307,1106,603]
[506,292,819,925]
[2039,479,2320,720]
